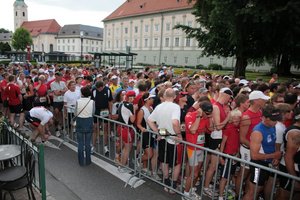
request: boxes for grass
[173,68,299,83]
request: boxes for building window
[153,56,156,62]
[154,24,159,31]
[58,39,60,44]
[145,25,149,32]
[134,39,137,48]
[187,21,192,27]
[67,46,70,51]
[124,27,128,34]
[73,39,75,43]
[144,39,148,47]
[86,46,88,52]
[165,38,169,47]
[63,39,65,44]
[210,58,214,64]
[86,40,88,44]
[125,40,128,47]
[175,37,180,47]
[164,56,167,63]
[186,38,191,47]
[144,56,146,62]
[96,47,99,52]
[166,23,171,31]
[58,46,60,51]
[15,12,17,16]
[96,41,98,45]
[23,12,25,17]
[92,47,94,52]
[185,57,189,64]
[72,46,75,51]
[154,38,158,47]
[116,28,119,35]
[92,41,94,45]
[62,46,65,51]
[134,26,138,33]
[174,57,177,63]
[108,29,111,36]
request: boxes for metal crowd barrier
[62,106,140,185]
[0,122,47,200]
[62,110,300,200]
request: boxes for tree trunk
[234,56,247,78]
[276,54,292,76]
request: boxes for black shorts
[142,132,155,149]
[52,102,64,111]
[93,110,109,124]
[9,104,24,114]
[220,157,237,179]
[204,133,210,148]
[25,111,41,127]
[158,139,183,166]
[279,164,300,191]
[249,160,270,186]
[208,137,222,150]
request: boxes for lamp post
[80,31,84,67]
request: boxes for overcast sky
[0,0,125,31]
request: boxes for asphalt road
[43,138,181,200]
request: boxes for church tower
[14,0,28,31]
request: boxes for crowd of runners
[0,62,299,200]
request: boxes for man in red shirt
[183,101,213,200]
[0,73,9,117]
[5,75,24,129]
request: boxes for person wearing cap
[147,88,182,194]
[117,90,137,173]
[243,104,282,200]
[183,101,213,199]
[277,107,300,199]
[235,90,270,196]
[184,81,197,109]
[203,87,233,197]
[109,75,120,96]
[50,72,68,137]
[136,92,160,180]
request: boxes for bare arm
[136,109,146,132]
[285,131,300,177]
[239,115,251,147]
[250,131,282,161]
[212,105,230,130]
[147,118,158,133]
[189,109,203,134]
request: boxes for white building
[57,24,103,60]
[103,0,272,71]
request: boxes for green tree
[176,0,300,77]
[0,42,12,54]
[11,27,32,51]
[0,28,10,33]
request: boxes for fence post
[39,144,47,200]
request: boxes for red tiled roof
[21,19,61,37]
[103,0,195,21]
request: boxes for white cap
[144,94,156,101]
[239,79,249,86]
[294,83,300,89]
[38,69,45,73]
[220,87,233,96]
[96,74,103,78]
[129,79,136,83]
[249,90,270,101]
[111,75,118,79]
[162,66,167,69]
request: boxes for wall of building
[32,34,56,53]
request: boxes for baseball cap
[239,79,249,86]
[38,69,45,74]
[144,94,156,101]
[125,90,136,98]
[178,91,188,98]
[220,87,233,97]
[262,105,282,121]
[249,90,270,101]
[200,101,213,114]
[111,75,118,80]
[294,83,300,89]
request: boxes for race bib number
[211,130,222,139]
[57,96,63,101]
[39,97,47,103]
[197,134,205,145]
[100,110,109,117]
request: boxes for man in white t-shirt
[148,88,182,194]
[25,106,54,142]
[64,81,81,132]
[50,72,67,137]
